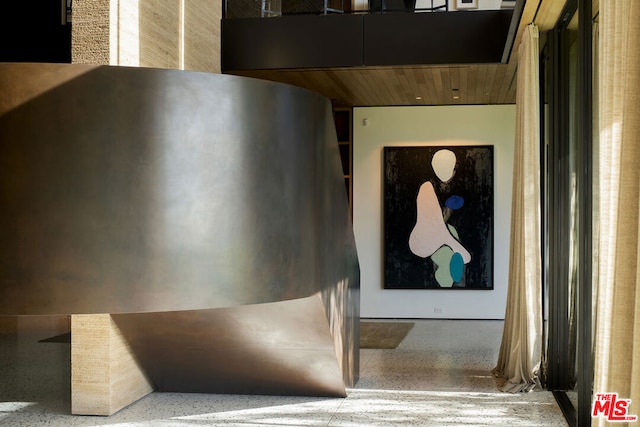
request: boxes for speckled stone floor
[0,317,568,426]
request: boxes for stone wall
[72,0,221,73]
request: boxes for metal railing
[223,0,450,19]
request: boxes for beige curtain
[493,24,543,393]
[593,1,640,425]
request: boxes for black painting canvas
[383,146,493,289]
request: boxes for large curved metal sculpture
[0,63,359,410]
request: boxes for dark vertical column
[576,0,593,424]
[546,27,572,393]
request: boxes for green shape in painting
[431,245,454,288]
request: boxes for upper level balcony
[222,0,523,72]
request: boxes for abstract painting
[383,146,493,289]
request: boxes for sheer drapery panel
[493,24,543,393]
[593,1,640,425]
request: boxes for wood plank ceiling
[226,0,568,107]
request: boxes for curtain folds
[493,24,543,393]
[593,1,640,425]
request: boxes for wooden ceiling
[227,0,569,107]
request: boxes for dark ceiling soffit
[222,10,514,72]
[501,0,527,63]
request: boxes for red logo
[592,393,638,422]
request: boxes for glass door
[542,0,596,425]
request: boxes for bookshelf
[333,107,353,217]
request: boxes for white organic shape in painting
[408,181,471,262]
[431,149,456,182]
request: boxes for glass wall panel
[542,0,597,425]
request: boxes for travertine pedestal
[71,314,154,415]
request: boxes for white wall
[353,105,516,319]
[448,0,505,11]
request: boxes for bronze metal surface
[0,63,358,315]
[112,294,348,396]
[0,63,359,394]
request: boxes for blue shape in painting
[445,195,464,210]
[450,252,464,283]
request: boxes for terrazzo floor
[0,317,568,426]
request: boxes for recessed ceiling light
[415,96,423,100]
